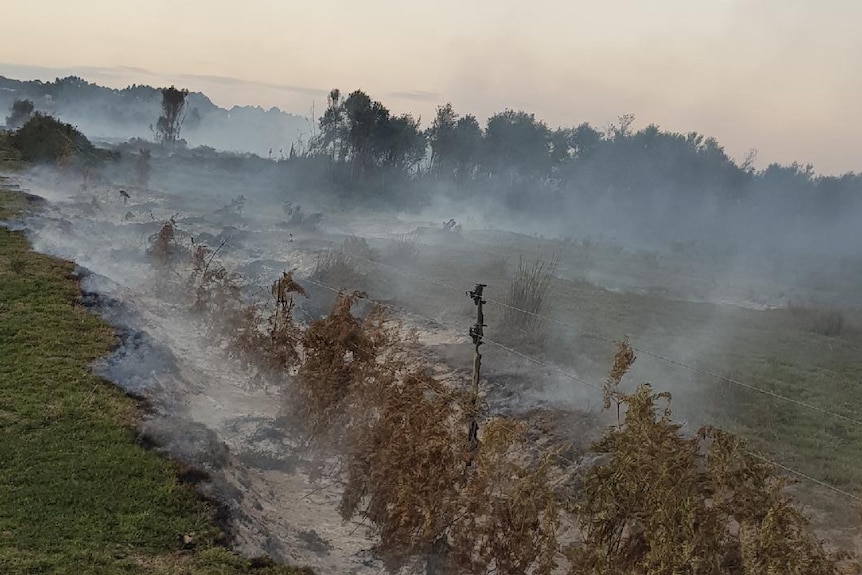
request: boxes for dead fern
[448,418,565,575]
[263,271,306,369]
[340,370,473,573]
[148,217,178,266]
[186,240,243,331]
[291,293,568,574]
[570,368,840,575]
[231,271,307,370]
[602,337,636,427]
[290,291,390,442]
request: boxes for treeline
[5,77,861,231]
[297,88,861,220]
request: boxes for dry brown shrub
[292,292,567,574]
[191,265,242,317]
[189,242,208,277]
[340,370,473,573]
[290,291,390,441]
[233,271,307,371]
[602,337,637,425]
[148,217,178,266]
[569,343,840,575]
[184,241,243,333]
[449,418,565,575]
[264,271,306,369]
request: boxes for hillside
[0,75,309,157]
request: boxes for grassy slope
[0,185,309,575]
[402,237,862,493]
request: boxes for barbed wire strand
[298,273,862,503]
[335,248,862,428]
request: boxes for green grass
[0,187,310,574]
[0,131,24,171]
[388,235,862,496]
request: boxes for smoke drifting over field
[3,78,862,568]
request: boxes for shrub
[570,340,839,575]
[186,241,243,332]
[294,293,563,575]
[11,113,98,164]
[234,271,307,370]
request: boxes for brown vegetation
[142,223,848,574]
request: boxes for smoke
[4,84,861,566]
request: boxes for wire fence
[300,271,862,503]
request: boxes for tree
[482,109,551,179]
[569,122,603,159]
[153,86,189,145]
[451,115,483,181]
[377,113,426,175]
[5,99,34,130]
[316,89,346,161]
[427,103,459,175]
[607,112,636,140]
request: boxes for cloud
[0,62,326,98]
[176,73,327,98]
[387,90,442,102]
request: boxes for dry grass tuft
[502,253,559,337]
[789,302,847,337]
[341,235,377,262]
[386,232,419,262]
[312,249,365,290]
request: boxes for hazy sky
[2,0,860,174]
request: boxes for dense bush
[10,113,101,164]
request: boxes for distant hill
[0,75,311,157]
